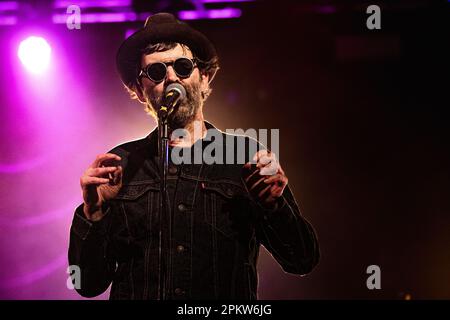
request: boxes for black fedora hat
[116,12,218,90]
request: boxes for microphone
[158,83,186,118]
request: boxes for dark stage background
[0,0,449,299]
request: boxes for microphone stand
[157,107,170,300]
[155,84,184,300]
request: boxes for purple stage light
[201,0,253,3]
[0,15,17,25]
[0,1,18,11]
[53,12,140,24]
[0,199,79,227]
[179,8,242,20]
[0,2,18,25]
[53,0,132,9]
[125,28,137,38]
[18,36,51,74]
[0,155,48,174]
[0,253,67,289]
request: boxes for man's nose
[165,65,179,82]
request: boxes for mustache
[166,83,193,105]
[150,82,192,108]
[145,81,202,127]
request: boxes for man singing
[68,13,319,300]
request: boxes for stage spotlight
[18,36,51,74]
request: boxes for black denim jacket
[68,122,320,300]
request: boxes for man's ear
[200,72,210,92]
[134,81,146,104]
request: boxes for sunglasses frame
[138,56,198,83]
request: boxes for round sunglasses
[138,57,197,83]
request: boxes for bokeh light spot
[18,36,51,74]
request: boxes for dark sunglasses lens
[174,58,194,77]
[147,63,166,82]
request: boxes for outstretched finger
[263,174,284,185]
[81,176,110,186]
[86,166,118,177]
[91,153,121,168]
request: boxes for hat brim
[116,19,217,89]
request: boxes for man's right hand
[80,153,123,221]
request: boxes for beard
[146,80,203,129]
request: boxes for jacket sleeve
[68,203,117,298]
[255,185,320,275]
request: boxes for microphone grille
[166,83,186,100]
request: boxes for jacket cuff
[258,194,287,213]
[255,196,290,224]
[71,204,111,241]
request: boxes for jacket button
[177,203,187,212]
[174,288,185,296]
[176,245,185,253]
[226,188,234,197]
[168,165,178,175]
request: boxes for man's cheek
[147,89,162,104]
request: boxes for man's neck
[168,114,207,147]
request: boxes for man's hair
[126,42,219,118]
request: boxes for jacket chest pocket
[202,181,252,239]
[113,181,160,237]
